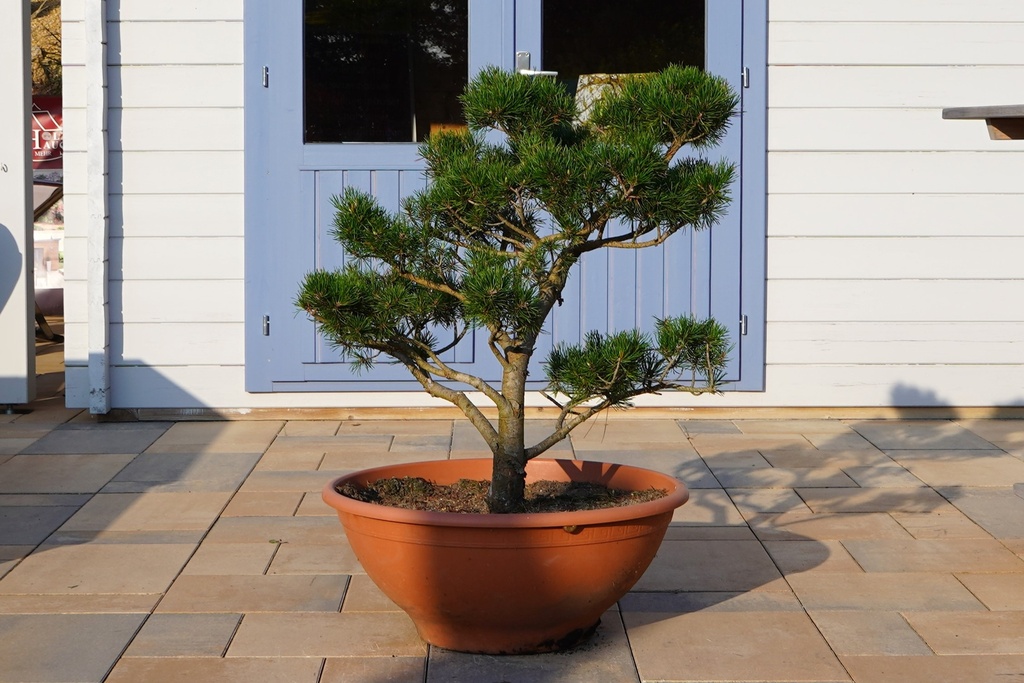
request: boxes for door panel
[245,0,765,392]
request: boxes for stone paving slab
[0,411,1023,682]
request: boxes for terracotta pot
[321,458,689,654]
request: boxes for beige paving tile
[158,574,347,613]
[0,543,195,594]
[0,438,37,455]
[341,575,400,612]
[677,419,742,435]
[0,593,160,614]
[906,611,1024,654]
[265,435,392,458]
[340,419,452,436]
[890,509,991,539]
[749,512,912,542]
[390,434,452,452]
[238,470,350,493]
[569,419,685,444]
[849,420,998,450]
[268,541,362,575]
[124,613,242,657]
[689,433,812,457]
[181,542,277,575]
[323,657,425,683]
[205,516,347,545]
[956,573,1024,610]
[786,572,985,611]
[228,612,427,657]
[0,614,147,683]
[662,524,756,541]
[295,491,334,516]
[714,466,857,488]
[728,488,813,515]
[843,465,925,488]
[887,450,1024,487]
[809,610,932,656]
[764,449,896,468]
[102,452,262,492]
[281,420,341,436]
[221,491,302,517]
[670,488,746,526]
[145,421,283,454]
[956,418,1024,449]
[843,538,1024,572]
[106,657,323,683]
[733,419,854,435]
[576,449,718,488]
[0,493,92,506]
[841,654,1024,683]
[22,423,170,454]
[700,449,772,468]
[59,491,232,532]
[797,487,951,514]
[939,486,1024,539]
[319,449,434,470]
[0,453,136,493]
[632,540,787,592]
[254,449,326,471]
[0,505,77,545]
[763,539,864,574]
[426,610,638,683]
[806,431,880,450]
[625,611,849,682]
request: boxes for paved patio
[2,338,1024,681]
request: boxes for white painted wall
[62,0,1024,410]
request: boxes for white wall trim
[85,0,110,413]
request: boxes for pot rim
[321,457,689,528]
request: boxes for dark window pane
[543,1,704,98]
[304,0,468,143]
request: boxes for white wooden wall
[62,0,1024,410]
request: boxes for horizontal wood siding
[62,1,246,401]
[62,0,1024,409]
[765,0,1024,407]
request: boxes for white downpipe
[85,0,110,413]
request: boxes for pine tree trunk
[487,350,531,513]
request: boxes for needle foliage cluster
[297,64,737,511]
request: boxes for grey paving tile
[102,452,261,492]
[124,613,242,657]
[843,465,925,488]
[797,487,951,514]
[574,449,718,488]
[427,610,638,682]
[21,424,169,455]
[59,491,233,532]
[0,505,77,545]
[940,486,1024,539]
[887,450,1024,487]
[849,420,999,450]
[0,453,135,494]
[144,421,283,454]
[0,614,146,683]
[677,419,741,435]
[714,466,857,488]
[632,540,786,592]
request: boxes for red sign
[32,96,63,169]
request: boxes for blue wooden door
[245,1,765,392]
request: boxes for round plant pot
[321,457,689,654]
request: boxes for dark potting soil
[337,477,667,514]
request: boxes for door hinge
[741,67,750,89]
[740,314,748,336]
[262,66,270,88]
[262,315,271,336]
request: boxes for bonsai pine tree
[298,65,737,512]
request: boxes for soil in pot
[338,477,668,513]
